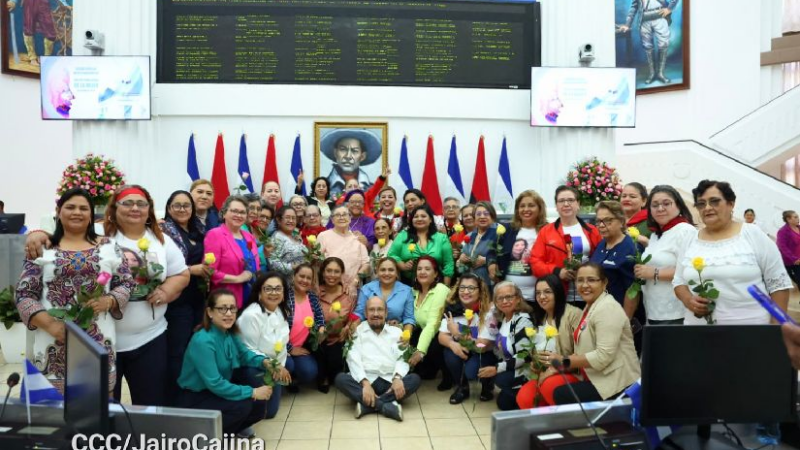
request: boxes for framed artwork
[614,0,689,94]
[1,0,73,78]
[314,122,388,198]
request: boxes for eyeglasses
[595,218,617,228]
[332,213,350,219]
[213,306,238,314]
[228,209,247,216]
[290,203,306,208]
[458,285,478,292]
[307,213,321,218]
[535,289,554,297]
[650,201,674,211]
[248,205,262,212]
[282,216,297,222]
[556,198,577,205]
[575,277,602,285]
[496,295,516,304]
[694,198,723,210]
[170,203,191,211]
[475,211,492,218]
[348,200,365,206]
[262,286,283,294]
[118,200,149,209]
[444,204,460,210]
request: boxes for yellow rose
[273,341,284,353]
[401,329,411,342]
[331,301,342,313]
[408,243,417,252]
[627,227,640,241]
[692,257,705,272]
[453,224,464,233]
[524,327,536,338]
[303,316,314,328]
[544,325,558,339]
[464,309,474,321]
[378,238,386,247]
[204,253,216,265]
[137,237,150,252]
[496,224,506,236]
[307,235,317,245]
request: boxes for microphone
[550,360,609,450]
[0,372,21,422]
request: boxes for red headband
[116,188,147,202]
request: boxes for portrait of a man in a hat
[316,124,387,197]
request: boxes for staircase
[616,139,800,236]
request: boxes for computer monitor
[0,214,25,234]
[64,321,109,436]
[641,325,796,426]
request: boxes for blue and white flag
[20,359,63,404]
[186,133,200,183]
[237,134,254,193]
[444,136,466,203]
[626,379,678,448]
[398,136,414,191]
[290,135,306,196]
[493,137,514,214]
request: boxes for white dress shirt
[347,321,409,384]
[237,302,290,365]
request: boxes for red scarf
[626,209,648,226]
[649,216,690,237]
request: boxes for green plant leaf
[48,308,68,319]
[642,254,652,264]
[706,289,720,300]
[626,283,641,300]
[688,280,697,286]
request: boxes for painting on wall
[314,122,388,198]
[1,0,73,78]
[615,0,689,94]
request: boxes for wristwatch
[562,357,571,370]
[393,374,403,381]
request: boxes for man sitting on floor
[334,296,421,421]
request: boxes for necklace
[351,215,364,230]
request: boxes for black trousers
[177,368,266,435]
[114,332,168,406]
[165,302,200,406]
[315,341,345,385]
[410,326,448,381]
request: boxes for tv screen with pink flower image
[40,56,151,120]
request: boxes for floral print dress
[15,238,134,393]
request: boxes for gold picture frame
[314,121,388,198]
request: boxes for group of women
[15,173,796,436]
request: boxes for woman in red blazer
[530,186,602,301]
[204,196,261,308]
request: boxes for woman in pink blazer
[204,196,261,308]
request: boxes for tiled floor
[3,296,800,449]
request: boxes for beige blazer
[574,292,641,399]
[554,304,582,357]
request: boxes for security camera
[579,43,595,65]
[84,30,105,54]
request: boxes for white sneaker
[355,402,364,419]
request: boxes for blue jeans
[237,366,285,420]
[443,348,497,385]
[114,332,168,406]
[288,354,317,384]
[165,302,197,406]
[495,368,525,411]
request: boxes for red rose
[463,235,471,244]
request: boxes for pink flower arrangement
[564,157,622,207]
[57,154,126,206]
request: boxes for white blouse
[237,302,290,365]
[673,224,792,325]
[641,222,697,321]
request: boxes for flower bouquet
[49,271,112,330]
[564,157,623,210]
[625,227,652,300]
[688,257,719,324]
[514,325,559,406]
[132,238,164,319]
[57,154,126,209]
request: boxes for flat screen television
[40,56,151,120]
[64,321,109,436]
[0,214,25,234]
[530,67,636,128]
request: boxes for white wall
[0,72,72,227]
[69,0,616,213]
[617,0,784,149]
